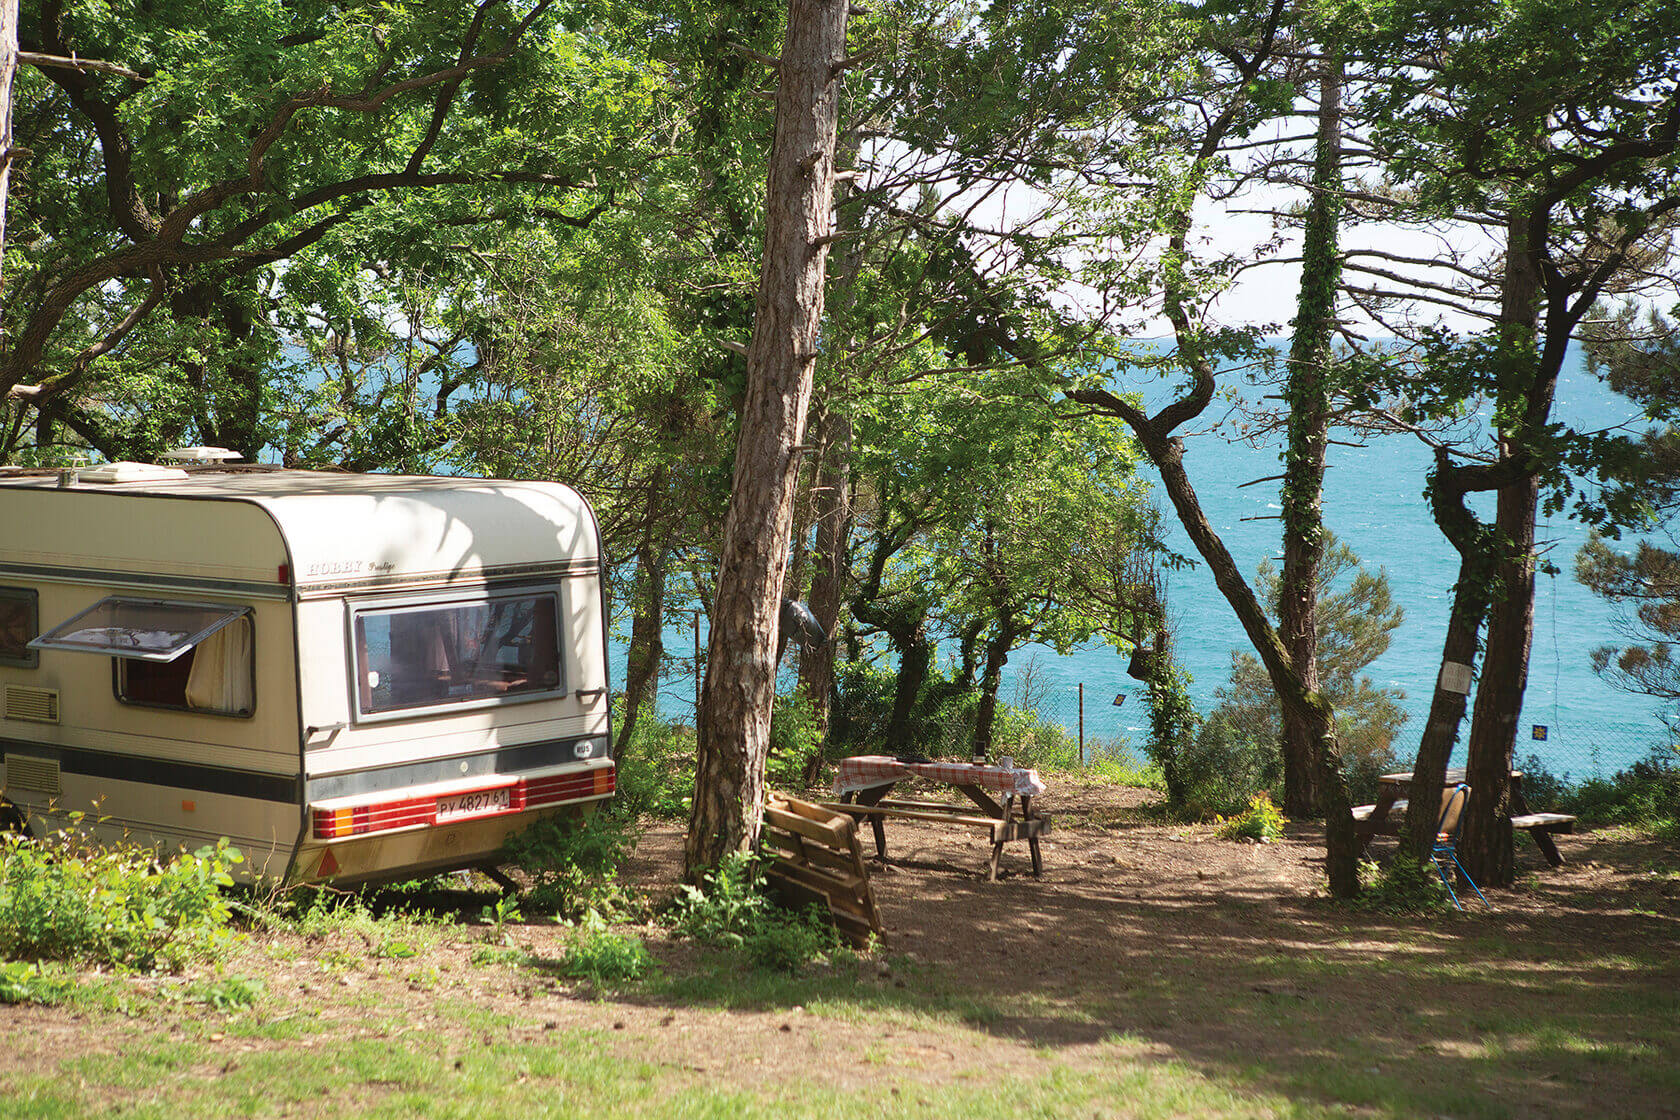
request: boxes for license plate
[437,787,511,821]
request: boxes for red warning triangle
[317,847,339,878]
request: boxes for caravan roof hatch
[29,598,248,662]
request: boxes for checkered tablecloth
[832,755,1048,798]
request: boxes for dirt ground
[5,778,1679,1118]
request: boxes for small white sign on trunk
[1439,661,1474,695]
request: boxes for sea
[617,348,1675,779]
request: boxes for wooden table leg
[1356,786,1402,850]
[1510,783,1565,867]
[988,837,1003,882]
[853,784,892,859]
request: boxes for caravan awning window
[29,598,249,663]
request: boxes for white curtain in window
[185,617,253,713]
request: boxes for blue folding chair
[1432,784,1492,910]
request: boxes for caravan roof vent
[159,446,241,464]
[78,461,191,484]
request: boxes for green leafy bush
[558,911,653,982]
[1086,740,1165,789]
[1520,749,1679,840]
[502,810,636,920]
[0,819,243,971]
[613,711,696,820]
[1173,711,1278,819]
[1358,855,1452,914]
[0,960,75,1005]
[668,853,844,973]
[668,853,767,948]
[1217,793,1288,843]
[766,690,824,790]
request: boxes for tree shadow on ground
[605,814,1680,1119]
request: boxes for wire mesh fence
[1015,686,1675,784]
[631,649,1677,785]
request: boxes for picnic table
[823,756,1051,881]
[1353,768,1575,867]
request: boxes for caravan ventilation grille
[3,685,60,724]
[3,753,61,795]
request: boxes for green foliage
[667,854,845,974]
[480,894,524,934]
[557,912,654,984]
[668,854,768,948]
[1171,709,1280,819]
[1086,743,1166,790]
[1357,856,1451,915]
[827,659,1090,771]
[1216,793,1288,843]
[0,960,75,1006]
[1141,657,1201,807]
[1210,537,1408,803]
[181,973,265,1013]
[766,690,824,790]
[612,711,696,820]
[501,811,637,920]
[0,819,243,971]
[1520,750,1680,841]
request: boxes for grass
[3,791,1677,1119]
[4,908,1676,1120]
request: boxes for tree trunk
[0,0,16,305]
[971,616,1017,762]
[1459,202,1551,888]
[1403,450,1496,865]
[798,409,851,772]
[615,539,669,760]
[1090,407,1361,897]
[685,0,849,880]
[1460,471,1536,884]
[1277,47,1342,819]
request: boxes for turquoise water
[614,349,1674,779]
[1005,350,1675,778]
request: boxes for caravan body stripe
[0,736,300,803]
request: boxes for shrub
[502,810,636,920]
[766,690,824,790]
[613,712,695,820]
[558,911,653,983]
[1217,793,1288,843]
[1358,855,1452,914]
[1172,712,1278,819]
[668,853,845,973]
[0,819,243,971]
[0,961,75,1005]
[1086,740,1165,789]
[1520,749,1680,840]
[992,704,1084,772]
[668,853,768,948]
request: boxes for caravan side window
[0,587,39,668]
[352,591,562,718]
[116,615,255,717]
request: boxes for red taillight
[312,795,434,840]
[310,766,615,841]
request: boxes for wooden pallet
[760,794,885,948]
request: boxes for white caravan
[0,461,614,885]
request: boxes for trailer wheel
[0,798,26,835]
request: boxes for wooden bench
[818,796,1051,881]
[1356,784,1577,867]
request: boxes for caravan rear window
[352,591,562,717]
